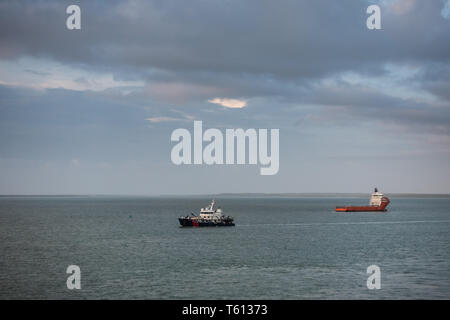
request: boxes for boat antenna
[374,187,378,192]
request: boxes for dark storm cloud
[1,0,449,80]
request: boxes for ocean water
[0,195,449,300]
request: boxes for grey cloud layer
[1,1,449,127]
[1,0,449,78]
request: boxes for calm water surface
[0,196,449,299]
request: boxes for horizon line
[1,192,450,197]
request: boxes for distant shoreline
[215,193,450,198]
[1,193,450,198]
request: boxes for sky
[0,0,449,195]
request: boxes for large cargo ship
[178,199,235,227]
[335,188,390,212]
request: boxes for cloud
[146,110,196,123]
[25,69,51,76]
[442,0,450,19]
[208,98,247,109]
[0,57,145,92]
[1,0,449,83]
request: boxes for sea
[0,195,449,299]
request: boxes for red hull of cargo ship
[335,189,390,212]
[335,202,389,212]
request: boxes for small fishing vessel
[178,199,235,227]
[335,188,390,212]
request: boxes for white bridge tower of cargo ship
[369,188,384,206]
